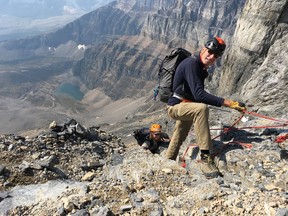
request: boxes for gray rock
[0,165,6,175]
[0,180,88,215]
[276,208,288,216]
[90,206,114,216]
[119,205,132,213]
[280,150,288,160]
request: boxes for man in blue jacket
[133,124,170,153]
[166,37,246,178]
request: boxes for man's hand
[229,101,246,112]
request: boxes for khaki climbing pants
[166,102,212,160]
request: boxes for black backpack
[133,128,150,145]
[154,48,191,103]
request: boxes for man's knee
[197,103,209,114]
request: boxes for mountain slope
[0,0,287,134]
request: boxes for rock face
[141,0,245,46]
[71,0,245,100]
[72,37,161,100]
[218,0,288,115]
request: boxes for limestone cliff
[141,0,245,48]
[218,0,288,115]
[72,0,245,100]
[72,36,162,100]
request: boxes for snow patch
[77,44,86,50]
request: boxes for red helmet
[205,37,226,57]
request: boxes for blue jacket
[167,54,224,107]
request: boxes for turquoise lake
[55,83,84,101]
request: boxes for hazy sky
[0,0,114,19]
[0,0,114,41]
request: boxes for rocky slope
[0,1,288,214]
[0,110,287,215]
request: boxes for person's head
[150,123,162,141]
[200,37,226,67]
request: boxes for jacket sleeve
[185,60,224,107]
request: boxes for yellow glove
[229,101,246,112]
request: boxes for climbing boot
[200,154,222,179]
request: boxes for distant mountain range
[0,0,114,41]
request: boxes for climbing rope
[275,134,288,143]
[180,110,288,168]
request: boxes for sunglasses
[207,50,219,59]
[153,133,161,136]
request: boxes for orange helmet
[150,124,162,132]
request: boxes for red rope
[181,113,244,167]
[180,110,288,168]
[244,110,288,124]
[275,134,288,143]
[210,124,287,131]
[211,113,245,140]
